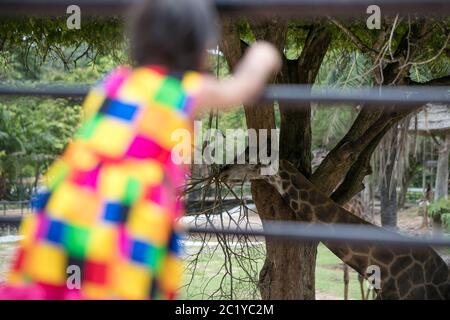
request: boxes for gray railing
[0,201,30,216]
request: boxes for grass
[180,243,367,300]
[315,245,366,300]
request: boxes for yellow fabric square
[99,165,129,200]
[46,182,79,220]
[113,261,151,300]
[82,88,105,119]
[7,271,23,285]
[82,283,109,300]
[87,118,133,158]
[127,202,171,245]
[63,141,99,171]
[67,190,99,226]
[138,104,190,150]
[87,225,118,262]
[118,69,163,104]
[46,182,98,226]
[182,72,203,94]
[159,255,183,292]
[25,243,67,285]
[19,215,37,248]
[125,160,163,186]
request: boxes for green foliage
[442,213,450,232]
[405,191,422,203]
[428,198,450,231]
[0,98,82,200]
[0,39,120,201]
[429,198,450,216]
[0,17,126,74]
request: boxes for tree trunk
[254,180,317,299]
[433,133,450,234]
[380,132,398,229]
[435,133,450,201]
[219,20,330,300]
[398,157,418,209]
[380,178,398,229]
[255,25,331,300]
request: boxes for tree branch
[328,18,379,58]
[331,104,423,204]
[278,24,332,177]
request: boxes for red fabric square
[84,261,108,285]
[71,166,101,189]
[12,248,26,272]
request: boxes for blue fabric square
[31,191,51,211]
[168,232,182,255]
[130,240,149,264]
[104,202,129,223]
[100,99,138,121]
[47,219,65,244]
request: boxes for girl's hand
[245,41,282,75]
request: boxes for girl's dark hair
[128,0,219,71]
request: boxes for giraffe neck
[260,160,450,299]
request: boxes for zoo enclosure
[0,0,449,247]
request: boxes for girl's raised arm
[195,41,282,111]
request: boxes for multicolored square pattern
[4,65,203,300]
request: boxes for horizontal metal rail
[1,216,449,247]
[191,221,450,248]
[0,0,449,17]
[0,84,449,106]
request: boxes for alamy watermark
[66,4,381,31]
[66,5,81,30]
[66,265,81,290]
[366,265,381,290]
[366,5,381,30]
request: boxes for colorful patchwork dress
[0,65,202,300]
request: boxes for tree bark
[220,20,331,300]
[254,180,317,299]
[433,133,450,234]
[435,133,450,201]
[398,156,418,209]
[256,24,331,300]
[379,131,399,229]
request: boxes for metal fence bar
[0,84,449,106]
[190,221,450,247]
[0,0,449,17]
[0,201,31,216]
[0,216,449,247]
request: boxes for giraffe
[343,196,375,300]
[312,149,374,299]
[219,160,450,299]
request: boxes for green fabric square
[147,245,167,273]
[64,225,90,258]
[76,114,102,140]
[123,178,141,206]
[154,78,184,108]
